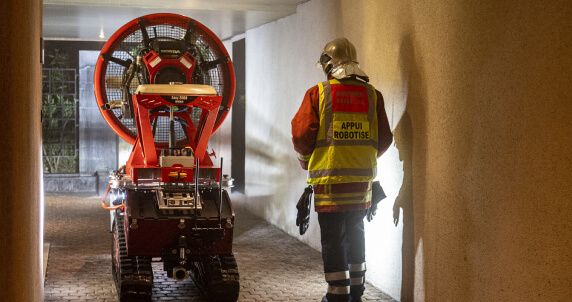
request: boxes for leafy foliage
[42,49,78,174]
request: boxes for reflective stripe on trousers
[349,262,366,286]
[325,270,350,301]
[325,271,350,282]
[319,210,367,301]
[349,262,367,297]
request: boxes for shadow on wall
[393,111,414,302]
[242,101,309,237]
[393,33,428,302]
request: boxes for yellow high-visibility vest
[307,79,378,185]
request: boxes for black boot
[322,294,351,302]
[350,284,365,302]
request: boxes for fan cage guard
[94,13,235,146]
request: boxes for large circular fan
[94,13,235,145]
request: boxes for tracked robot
[94,13,238,302]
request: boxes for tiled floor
[44,193,396,302]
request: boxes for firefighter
[291,37,393,302]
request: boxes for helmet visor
[316,53,331,69]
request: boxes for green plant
[42,48,78,174]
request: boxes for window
[42,67,78,173]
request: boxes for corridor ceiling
[43,0,308,41]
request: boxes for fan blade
[151,115,158,136]
[183,20,195,43]
[201,58,227,71]
[101,54,132,68]
[138,17,150,48]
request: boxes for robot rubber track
[112,211,154,301]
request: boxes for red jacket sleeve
[291,86,320,169]
[376,90,393,157]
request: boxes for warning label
[333,121,370,140]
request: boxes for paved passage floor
[44,194,395,302]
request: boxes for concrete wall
[79,50,118,174]
[243,0,335,249]
[208,39,236,178]
[43,174,105,194]
[209,102,233,178]
[243,0,572,301]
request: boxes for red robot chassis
[94,14,239,302]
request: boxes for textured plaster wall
[244,0,572,301]
[340,1,572,301]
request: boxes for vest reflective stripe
[315,190,371,206]
[315,195,368,203]
[309,168,375,178]
[315,199,369,207]
[297,152,311,161]
[315,191,370,199]
[308,79,378,185]
[314,139,378,148]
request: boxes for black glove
[296,185,313,235]
[367,181,386,222]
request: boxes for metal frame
[126,89,221,180]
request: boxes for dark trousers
[318,210,367,302]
